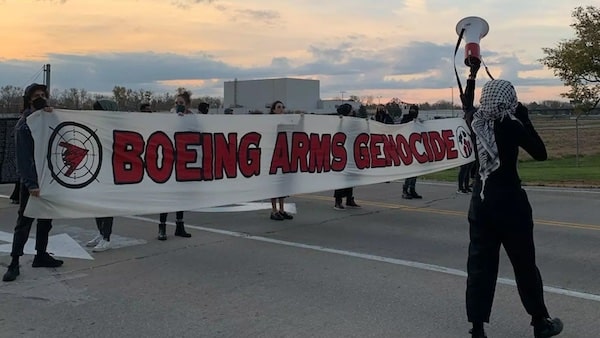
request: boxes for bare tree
[0,85,24,114]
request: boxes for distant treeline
[0,84,593,115]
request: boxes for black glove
[514,102,531,125]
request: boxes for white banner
[24,110,475,219]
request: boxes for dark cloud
[171,0,216,10]
[237,9,280,24]
[209,3,281,24]
[0,39,559,99]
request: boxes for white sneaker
[92,239,112,252]
[86,234,103,247]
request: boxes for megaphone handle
[462,78,476,109]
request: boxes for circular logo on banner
[47,121,102,189]
[456,126,473,159]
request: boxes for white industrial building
[221,78,360,114]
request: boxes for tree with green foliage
[540,6,600,114]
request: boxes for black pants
[10,183,52,257]
[95,217,114,240]
[466,188,549,323]
[403,177,417,192]
[160,211,184,223]
[458,164,473,190]
[334,188,353,202]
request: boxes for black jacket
[15,108,39,190]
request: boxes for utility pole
[43,64,51,92]
[451,86,454,117]
[340,91,346,102]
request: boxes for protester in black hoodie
[3,83,63,282]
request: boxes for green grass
[422,154,600,187]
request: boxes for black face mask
[32,97,48,110]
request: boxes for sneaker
[457,189,468,194]
[401,192,413,199]
[346,198,361,208]
[10,199,19,204]
[92,239,112,252]
[32,252,64,268]
[279,211,294,220]
[534,317,563,338]
[86,234,103,247]
[334,203,345,210]
[2,264,20,282]
[270,211,284,220]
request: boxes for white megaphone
[455,16,489,66]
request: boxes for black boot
[469,322,486,338]
[401,188,412,199]
[409,189,422,199]
[32,252,64,268]
[2,262,20,282]
[346,197,361,208]
[533,317,563,338]
[158,223,167,241]
[174,221,191,238]
[469,328,487,338]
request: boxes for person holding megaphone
[455,17,563,338]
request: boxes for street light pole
[451,86,454,117]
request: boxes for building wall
[223,78,320,113]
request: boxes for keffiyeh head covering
[471,79,518,199]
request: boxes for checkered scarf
[471,79,518,199]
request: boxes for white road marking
[127,215,600,303]
[0,231,93,260]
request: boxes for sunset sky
[0,0,589,104]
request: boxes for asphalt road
[1,181,599,338]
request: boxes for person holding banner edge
[462,65,563,336]
[157,91,194,240]
[400,105,423,200]
[3,83,64,282]
[85,100,119,252]
[268,100,294,220]
[333,103,361,210]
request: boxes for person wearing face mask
[3,83,64,282]
[157,91,194,240]
[170,91,195,116]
